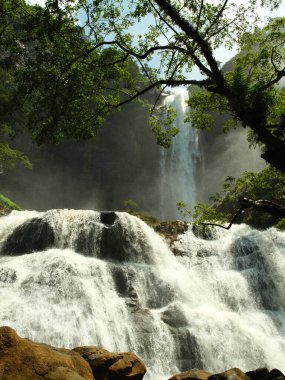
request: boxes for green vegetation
[178,166,285,230]
[0,193,22,211]
[1,1,284,163]
[1,0,285,227]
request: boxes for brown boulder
[168,369,212,380]
[0,326,94,380]
[73,346,146,380]
[209,368,250,380]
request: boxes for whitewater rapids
[0,210,285,379]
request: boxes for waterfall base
[1,210,285,379]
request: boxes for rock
[0,208,11,217]
[192,224,217,240]
[1,217,54,255]
[0,326,94,380]
[246,368,270,380]
[99,220,151,263]
[170,329,203,372]
[266,369,285,380]
[209,368,250,380]
[73,346,146,380]
[100,212,117,226]
[168,369,212,380]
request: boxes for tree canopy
[1,0,285,226]
[1,0,284,155]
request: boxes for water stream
[160,88,200,220]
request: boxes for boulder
[0,326,94,380]
[209,368,250,380]
[1,217,54,255]
[168,369,212,380]
[266,369,285,380]
[246,368,270,380]
[73,346,146,380]
[100,212,117,226]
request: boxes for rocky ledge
[0,326,146,380]
[0,327,284,380]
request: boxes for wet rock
[209,368,250,380]
[161,304,189,328]
[75,221,100,256]
[171,329,203,372]
[0,208,11,217]
[1,217,54,255]
[246,368,270,380]
[196,248,214,258]
[73,346,146,380]
[192,224,217,240]
[101,212,117,226]
[0,326,94,380]
[266,369,285,380]
[99,220,151,263]
[231,235,279,311]
[169,369,212,380]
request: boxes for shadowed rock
[246,368,270,380]
[209,368,250,380]
[266,369,285,380]
[100,212,117,226]
[1,218,54,255]
[169,369,212,380]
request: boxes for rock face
[168,369,212,380]
[0,326,94,380]
[246,368,270,380]
[170,368,285,380]
[73,346,146,380]
[1,218,54,255]
[208,368,250,380]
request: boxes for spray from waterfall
[160,88,201,220]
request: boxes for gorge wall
[1,88,264,220]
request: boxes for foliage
[0,0,149,170]
[1,0,285,221]
[187,17,285,138]
[178,166,285,229]
[122,199,161,228]
[1,0,284,155]
[122,199,139,212]
[0,143,31,172]
[0,193,22,211]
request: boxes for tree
[0,0,149,177]
[178,166,285,230]
[2,1,284,154]
[1,0,285,225]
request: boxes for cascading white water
[1,210,285,379]
[160,88,200,220]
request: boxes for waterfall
[160,88,200,220]
[1,210,285,379]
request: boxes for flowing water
[1,210,285,379]
[160,88,201,220]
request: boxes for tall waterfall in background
[1,210,285,379]
[160,88,201,220]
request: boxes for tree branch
[203,0,229,39]
[257,67,285,92]
[203,207,244,230]
[154,0,228,90]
